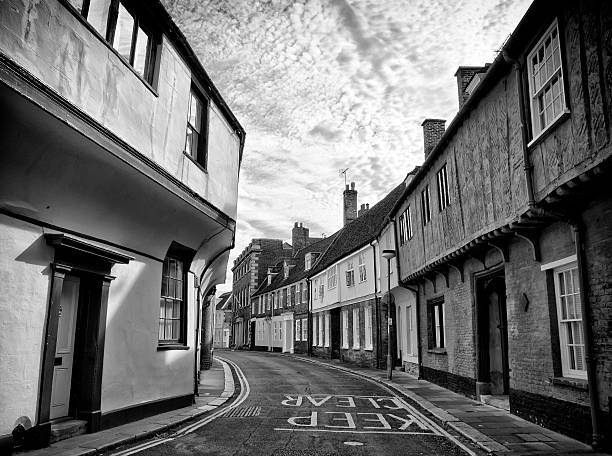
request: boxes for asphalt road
[118,351,474,456]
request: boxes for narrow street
[111,351,476,456]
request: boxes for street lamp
[381,249,396,380]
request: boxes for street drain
[222,406,261,418]
[344,441,364,446]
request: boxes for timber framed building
[0,0,245,450]
[390,0,612,447]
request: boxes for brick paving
[286,354,606,455]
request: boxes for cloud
[161,0,532,293]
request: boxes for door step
[50,419,87,443]
[479,394,510,411]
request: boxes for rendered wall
[101,256,196,413]
[0,215,54,435]
[0,0,240,218]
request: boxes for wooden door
[50,276,80,419]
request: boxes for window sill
[184,152,208,173]
[527,110,570,149]
[427,348,447,355]
[364,346,373,351]
[157,344,190,351]
[551,376,588,390]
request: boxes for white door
[50,276,80,420]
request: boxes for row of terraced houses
[230,0,611,449]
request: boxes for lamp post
[381,249,396,380]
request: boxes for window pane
[113,3,135,62]
[133,26,150,77]
[172,320,180,340]
[68,0,85,12]
[87,0,111,37]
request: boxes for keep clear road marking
[274,394,439,435]
[110,356,250,456]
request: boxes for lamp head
[381,249,396,260]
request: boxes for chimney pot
[421,119,446,158]
[366,203,369,209]
[345,184,349,191]
[351,182,355,190]
[294,222,298,228]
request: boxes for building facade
[0,0,244,450]
[391,0,611,446]
[251,234,335,354]
[213,292,232,349]
[231,239,291,348]
[309,183,405,368]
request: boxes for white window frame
[364,305,373,350]
[527,19,568,139]
[295,319,302,341]
[358,253,367,283]
[313,279,319,301]
[352,308,360,349]
[342,309,349,349]
[553,262,586,379]
[301,318,308,342]
[346,260,355,287]
[327,265,337,290]
[421,185,431,225]
[324,313,330,347]
[406,206,413,239]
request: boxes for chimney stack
[358,203,370,217]
[455,65,489,109]
[422,119,446,158]
[343,182,358,226]
[292,222,310,254]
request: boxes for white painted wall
[310,245,376,313]
[0,0,241,218]
[0,216,54,435]
[101,257,196,413]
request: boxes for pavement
[18,357,235,456]
[284,353,606,456]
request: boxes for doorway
[476,271,510,396]
[330,309,341,359]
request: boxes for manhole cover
[222,406,261,418]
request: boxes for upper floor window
[282,288,288,307]
[398,206,413,244]
[527,20,568,137]
[305,253,312,271]
[327,265,337,290]
[553,262,586,379]
[421,185,431,225]
[70,0,158,85]
[313,279,319,301]
[185,87,209,168]
[436,164,450,211]
[346,260,355,287]
[290,285,296,305]
[358,253,367,282]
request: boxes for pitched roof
[216,292,232,310]
[308,181,406,276]
[251,234,337,297]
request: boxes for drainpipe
[194,279,201,398]
[572,222,602,448]
[307,278,312,356]
[371,242,381,369]
[506,52,601,448]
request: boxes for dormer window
[284,265,289,279]
[305,253,312,271]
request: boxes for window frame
[358,253,367,283]
[345,260,355,287]
[427,298,445,349]
[301,318,308,342]
[552,262,586,379]
[158,243,194,349]
[436,164,450,211]
[526,19,569,141]
[327,265,337,290]
[364,305,373,350]
[352,307,360,349]
[342,309,349,349]
[184,85,210,170]
[295,319,302,342]
[66,0,160,88]
[421,185,431,225]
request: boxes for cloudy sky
[162,0,532,294]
